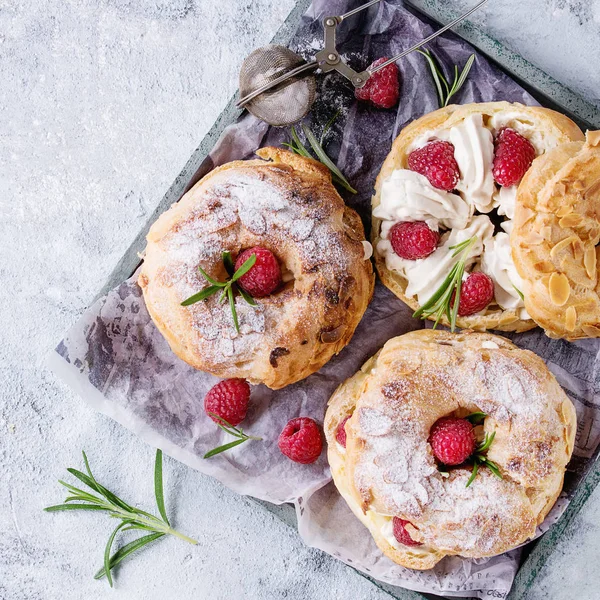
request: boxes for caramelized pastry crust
[139,148,374,389]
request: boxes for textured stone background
[1,1,599,599]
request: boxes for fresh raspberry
[453,272,495,317]
[389,221,440,260]
[492,128,536,187]
[429,417,476,466]
[278,417,323,464]
[235,246,282,298]
[408,140,460,191]
[392,517,422,547]
[335,416,350,448]
[355,58,400,109]
[204,379,250,427]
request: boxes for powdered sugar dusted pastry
[372,101,584,332]
[325,330,576,570]
[512,131,600,340]
[139,148,374,389]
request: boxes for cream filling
[373,170,470,231]
[481,233,530,319]
[377,114,535,315]
[410,114,496,213]
[378,216,494,306]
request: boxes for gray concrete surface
[1,1,599,599]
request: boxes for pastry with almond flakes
[324,329,576,569]
[512,130,600,340]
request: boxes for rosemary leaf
[320,108,341,145]
[477,431,496,453]
[466,411,487,425]
[154,449,169,526]
[203,438,248,459]
[238,286,258,307]
[446,54,475,106]
[465,460,478,488]
[231,254,257,281]
[416,49,446,107]
[180,285,221,306]
[227,286,240,333]
[94,533,165,580]
[302,125,357,194]
[198,267,226,287]
[44,503,109,512]
[222,251,234,276]
[290,126,312,157]
[513,284,525,300]
[105,522,128,587]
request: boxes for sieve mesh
[238,45,316,127]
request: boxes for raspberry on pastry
[235,246,282,298]
[428,417,476,465]
[454,272,495,317]
[204,379,250,427]
[335,416,350,448]
[407,140,460,191]
[355,57,400,109]
[392,518,422,547]
[278,417,323,464]
[389,221,440,260]
[325,330,577,570]
[493,127,536,187]
[139,147,374,389]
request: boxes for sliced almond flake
[554,182,567,196]
[573,179,586,191]
[565,306,577,332]
[534,261,556,273]
[550,235,578,258]
[556,205,573,218]
[572,239,584,260]
[559,213,583,228]
[584,246,597,279]
[548,272,571,306]
[583,324,600,337]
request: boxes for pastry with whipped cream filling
[372,102,584,332]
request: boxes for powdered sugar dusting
[349,333,570,555]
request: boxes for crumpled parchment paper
[50,1,600,598]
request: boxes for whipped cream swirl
[373,170,470,231]
[378,216,494,306]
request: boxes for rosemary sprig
[513,284,525,301]
[466,431,502,487]
[204,413,262,459]
[44,450,196,587]
[181,251,257,333]
[283,118,357,194]
[417,49,475,108]
[413,236,477,331]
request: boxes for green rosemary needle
[44,450,197,587]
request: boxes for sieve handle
[368,0,489,75]
[237,61,319,107]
